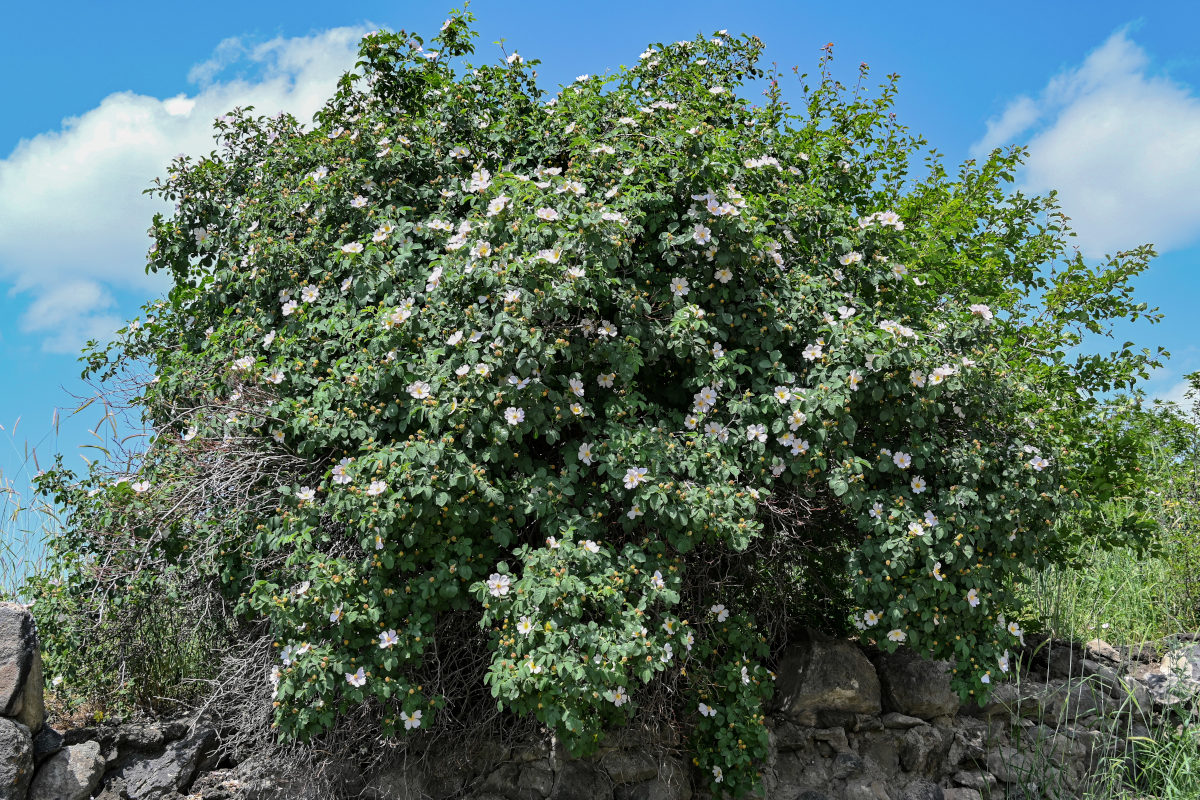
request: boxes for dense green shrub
[30,10,1165,793]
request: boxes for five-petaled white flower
[578,442,595,465]
[893,451,912,469]
[346,667,366,687]
[366,480,387,497]
[802,343,823,361]
[582,540,600,553]
[863,609,881,627]
[1029,456,1050,471]
[610,686,629,707]
[568,378,585,397]
[598,373,615,388]
[699,702,717,718]
[746,424,767,443]
[535,207,559,221]
[340,242,364,254]
[692,224,712,245]
[487,573,511,597]
[401,709,422,730]
[969,303,993,320]
[623,467,648,489]
[887,629,906,643]
[296,487,316,503]
[967,588,981,608]
[670,277,690,297]
[711,604,730,622]
[379,629,399,649]
[131,480,150,494]
[910,476,927,494]
[517,616,535,635]
[650,570,665,590]
[933,562,945,582]
[408,381,432,400]
[504,407,525,425]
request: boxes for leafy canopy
[31,9,1163,795]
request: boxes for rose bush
[29,9,1163,794]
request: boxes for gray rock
[965,681,1048,719]
[1084,639,1122,665]
[775,633,881,717]
[985,746,1037,785]
[951,770,996,791]
[119,726,216,799]
[876,651,959,720]
[831,750,863,779]
[364,761,427,800]
[613,758,690,800]
[518,761,554,798]
[0,604,37,720]
[942,790,982,800]
[0,717,33,800]
[946,716,989,771]
[13,650,43,733]
[1143,643,1200,707]
[598,751,658,784]
[882,712,927,729]
[31,725,62,765]
[28,741,104,800]
[900,725,951,775]
[551,760,610,800]
[843,779,890,800]
[900,781,944,800]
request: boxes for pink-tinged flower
[969,304,993,320]
[379,630,399,649]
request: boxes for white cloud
[969,29,1200,259]
[0,25,370,352]
[1156,379,1193,408]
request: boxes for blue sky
[2,1,1198,531]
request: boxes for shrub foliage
[30,11,1164,793]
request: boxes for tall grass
[1019,390,1200,800]
[0,418,59,600]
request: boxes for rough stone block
[775,633,881,717]
[876,651,959,720]
[28,741,104,800]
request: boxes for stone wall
[2,604,1197,800]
